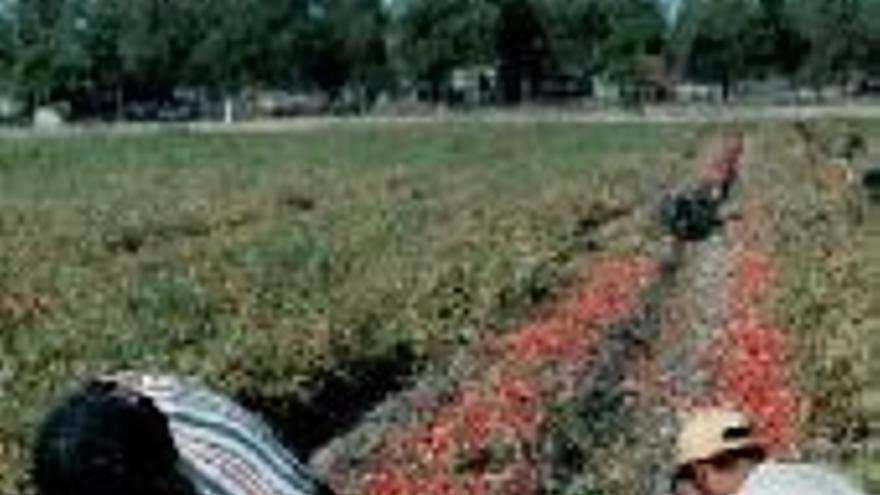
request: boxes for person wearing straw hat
[672,408,865,495]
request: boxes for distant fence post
[224,95,234,124]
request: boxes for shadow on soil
[239,343,419,458]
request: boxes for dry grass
[760,119,879,491]
[4,119,872,495]
[0,122,694,494]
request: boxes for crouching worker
[33,373,336,495]
[672,409,865,495]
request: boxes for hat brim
[676,438,763,469]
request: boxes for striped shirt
[107,373,325,495]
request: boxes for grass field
[1,119,876,495]
[763,120,880,491]
[0,122,700,493]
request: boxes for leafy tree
[538,0,607,81]
[9,0,70,105]
[595,0,666,87]
[194,0,309,90]
[750,0,807,78]
[494,0,549,102]
[70,0,139,115]
[9,0,205,113]
[305,0,389,105]
[397,0,497,101]
[786,0,865,90]
[859,0,880,76]
[673,0,761,99]
[0,5,13,87]
[531,0,666,103]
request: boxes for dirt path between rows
[314,256,658,495]
[645,138,799,456]
[309,130,801,495]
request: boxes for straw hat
[676,409,761,468]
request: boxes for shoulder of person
[102,371,199,403]
[740,461,866,495]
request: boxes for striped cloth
[107,373,327,495]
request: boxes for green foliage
[749,0,808,78]
[4,0,880,112]
[0,7,12,83]
[187,0,311,92]
[395,0,666,103]
[672,0,880,95]
[397,0,498,99]
[126,265,221,352]
[304,0,389,101]
[0,122,690,494]
[762,120,878,487]
[1,0,394,112]
[8,0,77,104]
[860,0,880,75]
[674,0,762,97]
[595,0,667,84]
[493,0,550,102]
[785,0,880,88]
[537,0,606,79]
[2,0,322,111]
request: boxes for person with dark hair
[659,131,744,243]
[672,409,865,495]
[659,186,724,242]
[33,373,336,495]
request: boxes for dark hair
[32,380,195,495]
[705,446,766,470]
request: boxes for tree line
[0,0,879,118]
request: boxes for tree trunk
[115,86,124,122]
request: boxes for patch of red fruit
[702,201,799,456]
[333,132,800,494]
[349,257,657,495]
